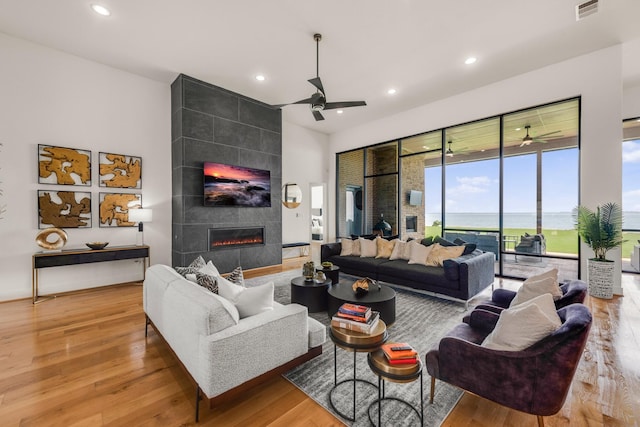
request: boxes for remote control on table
[391,346,412,351]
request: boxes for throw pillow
[389,240,409,260]
[509,276,561,307]
[199,260,220,277]
[226,266,245,287]
[360,237,377,258]
[174,255,206,277]
[425,243,465,267]
[185,273,198,283]
[375,237,396,259]
[218,279,275,319]
[195,272,218,294]
[340,238,353,256]
[420,236,434,247]
[434,236,456,247]
[482,293,562,351]
[352,238,362,256]
[408,240,434,266]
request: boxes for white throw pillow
[352,238,361,256]
[340,239,353,256]
[522,268,562,300]
[510,276,562,307]
[407,241,434,266]
[359,237,377,258]
[199,260,220,277]
[389,240,408,260]
[218,279,275,319]
[482,293,561,351]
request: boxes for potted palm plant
[573,202,624,299]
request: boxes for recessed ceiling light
[255,75,265,81]
[91,4,111,16]
[515,127,521,131]
[387,88,397,95]
[336,110,344,114]
[465,57,477,65]
[637,118,640,122]
[422,145,428,149]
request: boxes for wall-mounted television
[408,190,422,206]
[204,162,271,207]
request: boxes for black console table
[32,245,150,304]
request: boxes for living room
[1,1,640,426]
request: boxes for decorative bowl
[321,261,333,269]
[86,242,109,250]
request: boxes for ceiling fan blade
[324,101,367,110]
[308,77,325,95]
[312,110,325,121]
[535,130,562,139]
[271,96,316,109]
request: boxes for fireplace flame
[212,237,263,247]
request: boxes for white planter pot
[587,259,614,299]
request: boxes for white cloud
[622,141,640,163]
[448,175,491,195]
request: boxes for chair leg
[430,376,435,403]
[537,415,544,427]
[145,315,150,337]
[195,386,202,422]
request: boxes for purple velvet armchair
[463,279,588,324]
[426,304,592,427]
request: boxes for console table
[32,245,150,304]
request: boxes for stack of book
[381,343,419,365]
[331,303,380,334]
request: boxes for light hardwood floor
[1,268,638,426]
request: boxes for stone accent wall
[400,154,426,239]
[337,150,364,237]
[171,74,282,272]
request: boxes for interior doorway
[310,184,326,241]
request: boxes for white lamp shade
[128,208,153,223]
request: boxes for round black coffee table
[327,281,396,325]
[290,276,331,312]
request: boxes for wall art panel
[38,144,91,186]
[38,190,91,229]
[99,192,141,227]
[99,152,142,189]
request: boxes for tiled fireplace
[208,227,265,250]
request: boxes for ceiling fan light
[91,4,111,16]
[311,102,325,112]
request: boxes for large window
[622,118,640,272]
[335,97,580,280]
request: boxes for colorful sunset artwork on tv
[203,162,271,207]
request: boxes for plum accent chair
[463,280,588,324]
[426,304,592,427]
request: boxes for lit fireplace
[208,227,265,250]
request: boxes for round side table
[329,320,388,422]
[328,281,396,325]
[316,265,340,284]
[367,345,424,426]
[290,276,331,312]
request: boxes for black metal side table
[367,345,424,426]
[329,320,388,422]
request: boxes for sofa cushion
[340,238,354,256]
[482,293,562,351]
[389,240,410,260]
[174,255,206,277]
[360,237,377,258]
[218,279,275,319]
[420,236,434,246]
[377,260,455,290]
[352,238,361,256]
[375,237,396,259]
[407,240,434,266]
[195,272,218,293]
[426,243,465,267]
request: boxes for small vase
[303,261,315,280]
[314,271,326,282]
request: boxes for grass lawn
[425,227,639,258]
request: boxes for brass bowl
[86,242,109,250]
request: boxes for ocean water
[425,212,640,230]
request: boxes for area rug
[244,270,472,426]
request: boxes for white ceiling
[1,0,639,135]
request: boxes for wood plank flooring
[0,270,638,426]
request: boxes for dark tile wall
[171,74,282,272]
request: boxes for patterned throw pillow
[195,272,218,294]
[226,266,245,287]
[174,255,206,277]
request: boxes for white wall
[329,45,624,294]
[0,33,172,301]
[624,84,640,119]
[281,121,329,243]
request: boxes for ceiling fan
[520,125,562,147]
[272,33,366,121]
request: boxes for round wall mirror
[282,183,302,209]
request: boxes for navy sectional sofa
[321,240,496,307]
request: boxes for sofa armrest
[197,303,310,398]
[468,308,500,333]
[321,242,342,262]
[491,288,517,308]
[456,252,495,299]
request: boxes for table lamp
[128,208,153,246]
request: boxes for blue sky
[424,148,579,214]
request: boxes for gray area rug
[244,270,470,426]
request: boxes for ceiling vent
[575,0,598,21]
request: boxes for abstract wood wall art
[99,193,141,227]
[99,152,142,189]
[38,190,91,229]
[38,145,92,186]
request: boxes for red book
[388,357,418,365]
[336,312,369,322]
[381,343,418,360]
